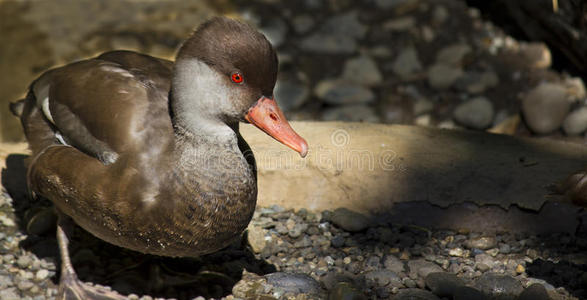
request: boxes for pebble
[522,82,571,134]
[265,272,321,295]
[453,286,489,300]
[329,208,371,232]
[384,255,405,273]
[34,269,50,281]
[519,42,552,69]
[0,288,20,300]
[427,63,463,90]
[0,214,16,227]
[315,80,375,105]
[247,224,267,253]
[474,273,523,299]
[342,55,383,86]
[300,12,366,54]
[436,43,472,66]
[518,283,550,300]
[425,272,465,298]
[562,106,587,135]
[391,47,423,80]
[408,259,443,279]
[17,256,32,269]
[328,282,366,300]
[456,71,500,94]
[275,79,309,111]
[465,236,497,250]
[394,288,441,300]
[383,16,416,31]
[260,17,287,47]
[364,270,403,288]
[291,15,315,34]
[322,105,380,122]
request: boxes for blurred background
[1,0,586,145]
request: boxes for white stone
[522,83,571,134]
[563,107,587,136]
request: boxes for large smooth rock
[522,82,572,134]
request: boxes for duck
[10,16,308,299]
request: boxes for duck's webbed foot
[56,212,127,300]
[58,271,127,300]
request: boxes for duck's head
[173,17,308,157]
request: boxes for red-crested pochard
[10,17,308,299]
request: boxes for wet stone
[329,208,372,232]
[465,236,497,250]
[265,272,321,295]
[474,273,523,299]
[453,286,489,300]
[393,288,441,300]
[425,272,465,298]
[364,270,403,288]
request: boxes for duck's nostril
[269,113,278,121]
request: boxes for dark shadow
[2,154,277,299]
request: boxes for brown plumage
[11,16,307,299]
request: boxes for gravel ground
[0,189,586,300]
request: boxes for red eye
[231,72,244,84]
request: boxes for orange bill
[245,96,308,158]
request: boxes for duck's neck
[170,58,239,147]
[169,57,251,175]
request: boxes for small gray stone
[428,64,463,90]
[499,243,511,254]
[330,208,372,232]
[436,43,472,66]
[17,256,32,268]
[391,47,423,79]
[465,236,497,250]
[518,283,550,300]
[364,270,402,288]
[475,253,496,271]
[563,106,587,135]
[384,255,405,273]
[275,80,309,111]
[300,12,366,54]
[292,15,315,34]
[328,282,366,300]
[453,286,489,300]
[0,274,13,289]
[322,105,380,123]
[453,97,494,129]
[374,0,417,9]
[393,288,441,300]
[342,55,383,86]
[432,5,449,24]
[315,80,375,105]
[17,280,34,291]
[265,272,321,294]
[260,18,287,47]
[0,287,19,300]
[522,82,571,134]
[456,71,499,94]
[425,272,465,298]
[383,17,416,31]
[408,259,443,279]
[34,269,50,281]
[247,224,267,253]
[474,273,523,299]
